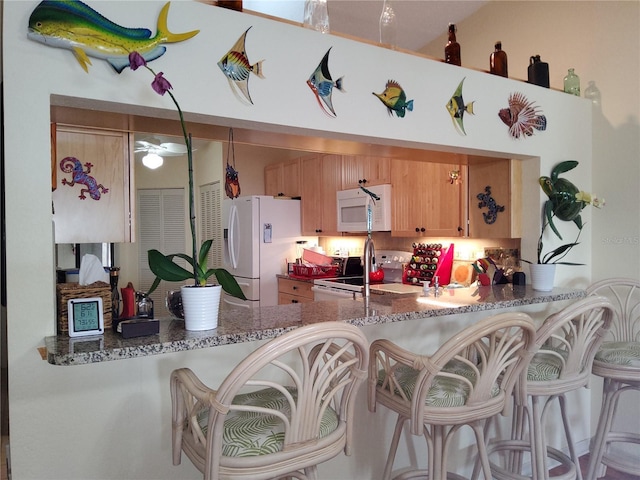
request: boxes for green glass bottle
[563,68,581,96]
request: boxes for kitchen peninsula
[44,285,584,366]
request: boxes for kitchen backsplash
[319,232,520,263]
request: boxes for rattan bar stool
[369,312,537,480]
[170,322,369,480]
[483,295,614,480]
[585,278,640,480]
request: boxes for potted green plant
[522,161,604,290]
[129,52,246,329]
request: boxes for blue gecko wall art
[477,185,504,224]
[60,157,109,200]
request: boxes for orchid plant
[129,52,245,300]
[523,160,605,265]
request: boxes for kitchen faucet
[363,234,375,299]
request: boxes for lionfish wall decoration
[499,92,547,139]
[217,26,265,105]
[306,47,344,117]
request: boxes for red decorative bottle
[444,23,461,66]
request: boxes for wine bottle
[444,23,461,66]
[489,41,508,77]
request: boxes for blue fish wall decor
[27,1,199,73]
[306,47,344,117]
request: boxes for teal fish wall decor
[27,1,199,73]
[373,80,414,118]
[446,77,475,135]
[217,27,265,105]
[306,48,344,117]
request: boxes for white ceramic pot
[529,263,556,291]
[180,284,222,331]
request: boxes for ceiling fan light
[142,153,163,169]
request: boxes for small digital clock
[67,297,104,337]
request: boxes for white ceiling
[244,0,487,51]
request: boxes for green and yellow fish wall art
[27,1,199,73]
[217,27,265,105]
[373,80,414,118]
[446,77,475,135]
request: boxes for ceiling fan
[134,137,189,157]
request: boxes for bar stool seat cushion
[595,341,640,367]
[196,386,339,458]
[527,347,567,381]
[377,358,500,408]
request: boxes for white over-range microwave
[336,184,392,232]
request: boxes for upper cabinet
[52,125,135,244]
[468,157,520,239]
[300,154,342,236]
[264,158,301,197]
[341,155,391,189]
[391,159,465,237]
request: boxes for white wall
[1,1,600,478]
[421,0,640,457]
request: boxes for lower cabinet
[278,277,315,304]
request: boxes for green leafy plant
[523,161,604,265]
[129,52,245,300]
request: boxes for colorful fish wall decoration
[446,77,475,135]
[217,27,265,104]
[499,92,547,139]
[373,80,414,118]
[306,48,344,117]
[27,1,199,73]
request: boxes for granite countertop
[43,284,585,366]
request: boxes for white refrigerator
[222,196,315,309]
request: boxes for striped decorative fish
[27,1,199,73]
[217,27,265,104]
[499,92,547,139]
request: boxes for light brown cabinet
[264,158,301,197]
[278,277,315,304]
[341,155,391,189]
[468,157,520,238]
[391,159,465,237]
[52,125,134,243]
[300,154,342,236]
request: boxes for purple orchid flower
[128,52,173,96]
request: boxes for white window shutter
[199,182,222,269]
[137,189,186,316]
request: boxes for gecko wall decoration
[477,185,504,224]
[60,157,109,200]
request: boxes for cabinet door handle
[292,286,298,290]
[292,299,299,303]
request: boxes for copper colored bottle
[490,41,508,77]
[444,23,461,66]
